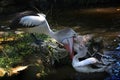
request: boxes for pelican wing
[9,11,46,29]
[19,15,46,27]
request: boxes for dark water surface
[0,7,120,80]
[50,7,120,46]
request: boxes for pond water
[0,7,120,80]
[49,7,120,50]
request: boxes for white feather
[19,15,46,26]
[72,52,106,73]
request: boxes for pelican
[72,36,106,73]
[8,11,107,72]
[9,11,78,58]
[9,11,77,38]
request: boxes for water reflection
[79,7,120,13]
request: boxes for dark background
[0,0,120,14]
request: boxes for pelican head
[62,34,93,59]
[73,34,93,58]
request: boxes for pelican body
[9,11,79,58]
[71,35,106,73]
[72,54,106,73]
[9,11,77,42]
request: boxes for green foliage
[0,57,21,68]
[0,33,49,68]
[0,32,68,70]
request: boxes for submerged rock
[102,51,120,80]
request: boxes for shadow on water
[0,66,109,80]
[0,7,120,80]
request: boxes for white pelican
[9,11,78,58]
[9,11,77,39]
